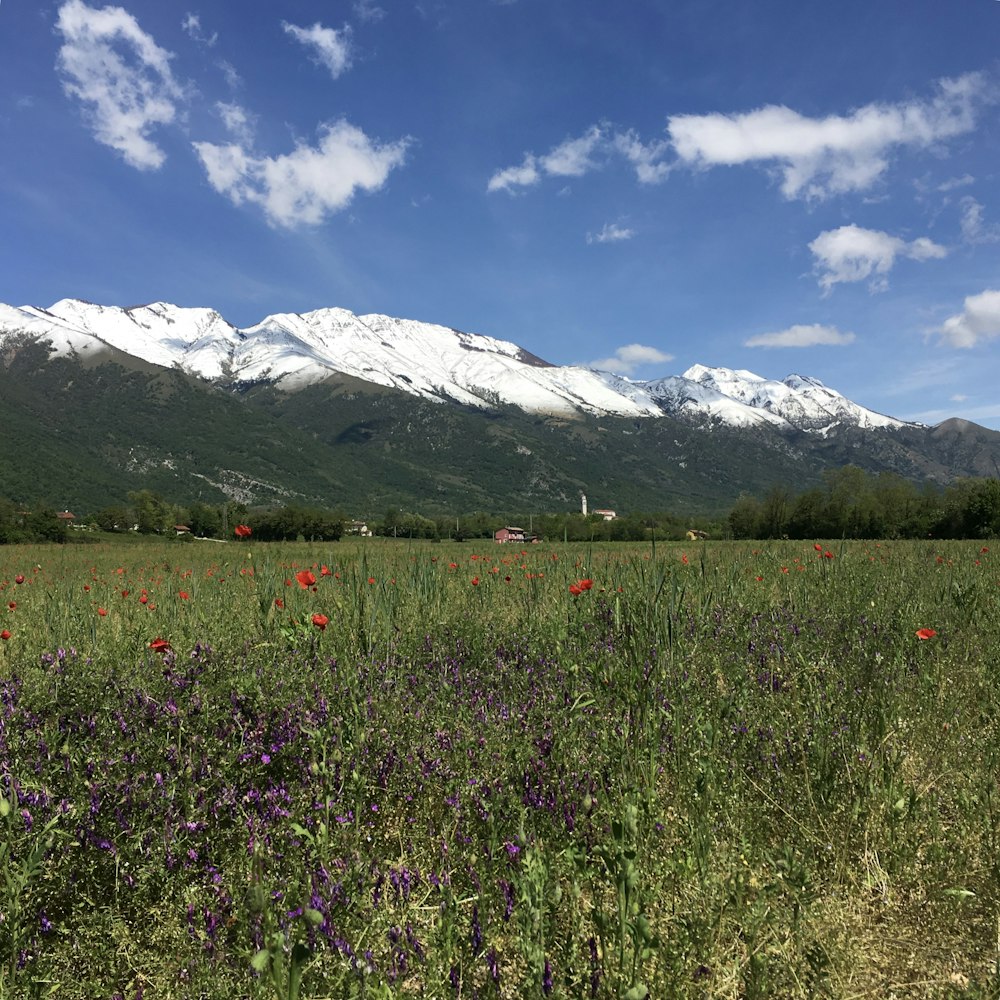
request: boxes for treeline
[0,491,348,544]
[728,467,1000,540]
[0,499,70,544]
[99,492,347,541]
[376,508,717,541]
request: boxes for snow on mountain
[683,364,910,432]
[594,371,790,429]
[43,299,245,379]
[0,298,919,432]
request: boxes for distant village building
[347,521,373,537]
[494,526,539,544]
[57,511,76,523]
[174,524,191,535]
[582,494,616,520]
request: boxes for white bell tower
[581,493,588,516]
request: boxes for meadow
[0,536,997,999]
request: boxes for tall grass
[0,538,997,997]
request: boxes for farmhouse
[494,526,539,544]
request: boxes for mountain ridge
[1,297,997,520]
[0,297,915,434]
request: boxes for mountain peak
[0,298,921,433]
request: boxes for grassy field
[0,537,997,998]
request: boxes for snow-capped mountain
[0,298,914,434]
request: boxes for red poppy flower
[14,575,24,585]
[915,628,937,640]
[139,594,148,605]
[7,602,14,610]
[0,629,10,640]
[824,551,834,559]
[296,570,317,589]
[234,524,252,538]
[274,597,284,608]
[320,565,332,576]
[569,584,582,596]
[471,576,480,586]
[311,613,329,631]
[178,590,190,600]
[97,608,107,617]
[813,544,823,552]
[368,577,376,585]
[149,637,172,653]
[578,578,593,590]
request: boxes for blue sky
[2,1,1000,427]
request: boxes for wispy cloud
[214,101,255,144]
[282,21,353,80]
[219,59,242,90]
[809,224,947,293]
[590,343,673,375]
[744,323,856,348]
[181,13,217,48]
[353,0,386,22]
[488,126,609,193]
[586,222,634,245]
[55,0,187,170]
[959,196,1000,244]
[612,130,671,184]
[938,174,974,192]
[486,153,540,193]
[540,125,605,177]
[193,120,409,228]
[488,124,671,192]
[936,289,1000,348]
[668,73,985,200]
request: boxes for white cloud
[55,0,187,170]
[809,224,947,293]
[668,73,985,200]
[612,130,671,184]
[959,197,1000,244]
[282,21,353,80]
[219,59,242,90]
[490,124,672,193]
[936,289,1000,348]
[744,323,856,348]
[215,101,255,144]
[586,222,634,244]
[951,393,968,402]
[486,154,540,193]
[590,343,673,375]
[181,13,217,47]
[540,125,605,177]
[938,174,975,192]
[193,120,409,228]
[354,0,386,22]
[489,127,608,192]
